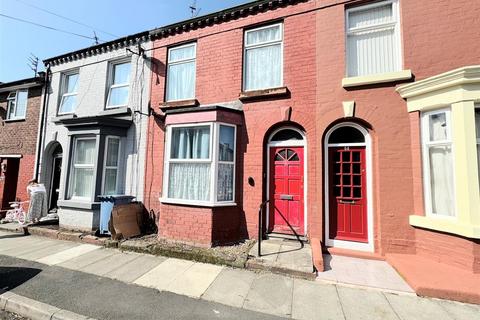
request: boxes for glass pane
[7,100,16,119]
[113,62,131,84]
[246,25,281,45]
[287,149,295,159]
[343,187,351,198]
[106,138,120,166]
[348,4,393,29]
[108,86,129,106]
[104,168,117,195]
[353,187,362,198]
[219,125,235,162]
[75,139,96,165]
[352,151,360,162]
[168,163,211,201]
[72,167,94,198]
[353,163,361,174]
[245,44,282,91]
[342,152,350,162]
[342,164,351,173]
[429,145,454,216]
[66,73,79,93]
[169,44,196,62]
[271,129,303,141]
[342,175,351,186]
[335,187,341,197]
[15,90,28,118]
[334,174,341,185]
[170,126,210,159]
[328,126,365,143]
[217,163,234,202]
[353,175,361,186]
[290,153,299,161]
[59,95,77,114]
[166,61,195,101]
[429,112,448,141]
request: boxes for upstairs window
[346,0,401,77]
[6,89,28,120]
[107,61,131,108]
[422,109,455,217]
[166,43,196,102]
[244,23,283,91]
[59,72,79,114]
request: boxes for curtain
[167,61,195,101]
[245,44,281,91]
[429,145,454,216]
[104,168,117,195]
[171,126,210,159]
[168,163,211,201]
[429,113,447,141]
[217,163,234,202]
[73,168,94,198]
[71,139,96,198]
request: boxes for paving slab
[79,251,140,276]
[36,244,99,266]
[2,239,61,257]
[17,242,79,261]
[437,299,480,320]
[134,258,194,290]
[0,236,41,253]
[276,246,312,273]
[385,293,453,320]
[292,279,344,320]
[57,248,117,271]
[167,262,223,298]
[243,273,294,318]
[337,286,398,320]
[202,268,256,308]
[104,254,166,283]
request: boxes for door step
[267,232,308,243]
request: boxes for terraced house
[143,0,480,301]
[38,32,152,231]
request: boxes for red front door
[269,146,304,235]
[329,147,368,242]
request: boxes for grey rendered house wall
[39,41,152,231]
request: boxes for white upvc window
[6,89,28,120]
[106,60,131,108]
[166,43,196,102]
[421,109,455,217]
[345,0,401,77]
[102,136,121,195]
[163,122,237,206]
[59,72,79,114]
[475,106,480,188]
[69,137,96,200]
[244,23,283,91]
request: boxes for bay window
[69,137,96,199]
[166,43,196,102]
[244,23,283,91]
[59,72,79,114]
[103,136,121,195]
[6,89,28,120]
[164,123,236,205]
[346,0,401,77]
[106,61,131,108]
[422,109,455,217]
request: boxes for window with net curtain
[166,43,196,101]
[6,89,28,120]
[107,61,131,108]
[103,137,121,195]
[244,23,283,91]
[59,72,79,114]
[346,0,401,77]
[422,110,455,216]
[69,138,96,199]
[166,123,236,204]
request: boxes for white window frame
[68,136,97,201]
[101,136,122,195]
[162,122,237,206]
[6,89,28,120]
[345,0,402,77]
[476,105,480,189]
[166,42,197,102]
[243,22,284,91]
[58,71,79,115]
[106,59,131,109]
[421,108,456,218]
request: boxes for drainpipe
[34,66,50,182]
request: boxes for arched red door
[269,147,304,235]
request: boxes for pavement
[1,231,479,320]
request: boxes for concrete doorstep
[0,290,96,320]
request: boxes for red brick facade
[0,81,43,213]
[144,0,480,275]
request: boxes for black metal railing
[258,199,269,257]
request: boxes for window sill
[239,86,289,101]
[3,118,26,123]
[57,200,100,210]
[409,215,480,239]
[161,99,199,110]
[160,198,237,208]
[342,70,412,88]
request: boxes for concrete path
[1,231,479,320]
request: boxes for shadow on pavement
[0,233,26,240]
[0,266,42,291]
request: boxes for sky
[0,0,253,82]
